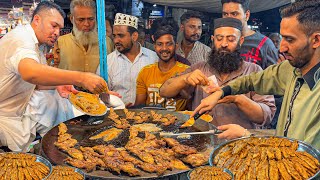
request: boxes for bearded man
[55,0,114,73]
[176,11,211,65]
[160,18,275,129]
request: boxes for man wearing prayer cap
[160,17,275,130]
[96,13,158,107]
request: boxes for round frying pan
[41,109,218,179]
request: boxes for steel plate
[0,152,53,179]
[68,93,108,117]
[41,109,218,179]
[209,136,320,179]
[187,166,234,180]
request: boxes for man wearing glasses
[160,18,275,129]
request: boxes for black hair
[150,18,178,43]
[280,0,320,36]
[153,25,177,42]
[221,0,250,12]
[31,1,65,22]
[180,11,203,24]
[127,26,138,35]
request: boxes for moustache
[191,34,200,38]
[160,51,171,54]
[115,43,123,47]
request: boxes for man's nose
[279,40,287,53]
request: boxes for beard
[207,45,242,74]
[115,41,134,54]
[184,31,200,43]
[286,43,312,69]
[73,23,98,46]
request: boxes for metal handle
[160,129,222,137]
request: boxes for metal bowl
[74,167,86,180]
[0,152,53,179]
[187,165,234,180]
[49,166,86,180]
[209,136,320,180]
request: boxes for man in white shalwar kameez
[0,1,108,152]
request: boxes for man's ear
[32,14,41,26]
[245,10,250,22]
[132,31,139,41]
[70,15,74,24]
[151,35,155,43]
[180,24,184,31]
[311,32,320,49]
[239,36,244,46]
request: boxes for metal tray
[187,166,234,180]
[0,152,53,179]
[209,136,320,179]
[41,109,218,179]
[49,166,85,180]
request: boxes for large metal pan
[41,109,218,179]
[209,136,320,179]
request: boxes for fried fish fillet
[268,160,279,180]
[181,153,207,167]
[58,123,68,135]
[89,127,123,142]
[67,148,84,160]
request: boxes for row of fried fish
[55,123,210,176]
[213,137,320,180]
[0,153,50,180]
[47,166,83,180]
[107,108,177,129]
[189,166,232,180]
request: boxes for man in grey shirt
[221,0,278,69]
[176,11,211,65]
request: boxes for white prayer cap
[114,13,138,30]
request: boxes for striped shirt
[97,46,158,104]
[176,41,211,65]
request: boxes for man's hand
[109,91,122,98]
[126,103,134,108]
[217,95,238,104]
[191,90,224,117]
[277,53,286,63]
[57,85,79,98]
[79,73,108,94]
[184,69,209,86]
[216,124,247,140]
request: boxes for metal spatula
[180,112,204,128]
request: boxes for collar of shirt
[293,61,320,90]
[26,24,39,47]
[177,41,199,56]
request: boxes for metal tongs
[99,86,110,106]
[158,128,223,138]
